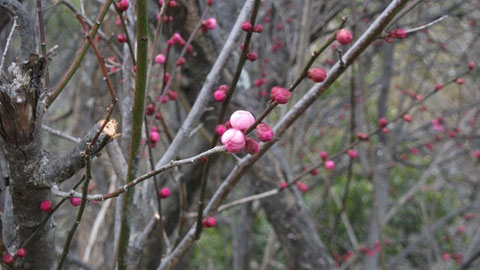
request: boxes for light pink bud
[320,151,328,161]
[155,54,166,64]
[150,131,160,143]
[347,149,357,159]
[296,181,308,192]
[230,110,255,131]
[221,129,246,152]
[324,160,335,171]
[203,17,217,30]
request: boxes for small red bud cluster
[213,84,229,102]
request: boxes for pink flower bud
[16,248,26,258]
[202,217,216,228]
[202,18,217,31]
[310,168,318,176]
[457,224,466,235]
[70,197,82,207]
[164,72,170,84]
[150,131,160,144]
[347,149,357,159]
[214,90,226,102]
[168,90,178,100]
[473,150,480,160]
[324,160,335,171]
[253,24,264,33]
[273,87,291,104]
[306,67,327,83]
[468,61,475,70]
[296,181,308,192]
[245,138,260,155]
[116,16,123,26]
[221,129,246,152]
[241,21,253,32]
[215,124,227,136]
[176,57,186,66]
[206,0,214,5]
[230,110,255,131]
[116,0,129,12]
[158,188,170,199]
[336,29,353,45]
[246,52,258,61]
[378,118,388,128]
[256,122,274,142]
[280,182,288,189]
[357,132,369,141]
[320,151,328,161]
[403,114,413,123]
[390,28,406,39]
[145,104,155,115]
[2,253,13,265]
[443,252,451,261]
[434,83,442,91]
[456,78,465,85]
[168,0,177,7]
[155,54,166,64]
[40,200,52,213]
[117,34,127,43]
[218,84,229,93]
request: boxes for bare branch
[0,0,36,59]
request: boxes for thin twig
[52,146,226,201]
[36,0,49,89]
[42,124,81,143]
[0,17,16,75]
[57,155,92,270]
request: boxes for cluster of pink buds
[213,84,229,102]
[201,18,217,32]
[241,21,263,33]
[356,132,369,141]
[168,33,186,47]
[220,110,270,154]
[270,86,291,104]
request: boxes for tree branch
[43,119,118,184]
